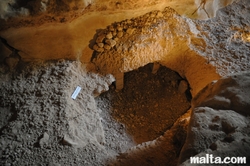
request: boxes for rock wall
[190,0,250,76]
[0,0,236,63]
[194,0,236,19]
[91,7,219,96]
[91,0,250,96]
[0,0,236,20]
[0,0,95,19]
[179,72,250,165]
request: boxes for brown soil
[96,63,191,144]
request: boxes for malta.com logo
[190,154,246,164]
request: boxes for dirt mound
[0,60,114,165]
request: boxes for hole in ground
[96,63,191,152]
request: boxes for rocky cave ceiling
[0,0,236,62]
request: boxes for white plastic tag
[71,86,81,99]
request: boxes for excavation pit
[96,63,191,147]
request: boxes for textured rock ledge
[179,72,250,165]
[91,7,219,96]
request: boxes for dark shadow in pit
[98,63,192,144]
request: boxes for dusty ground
[0,59,114,165]
[0,60,191,166]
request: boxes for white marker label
[71,86,81,99]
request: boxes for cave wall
[0,0,241,97]
[0,0,236,63]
